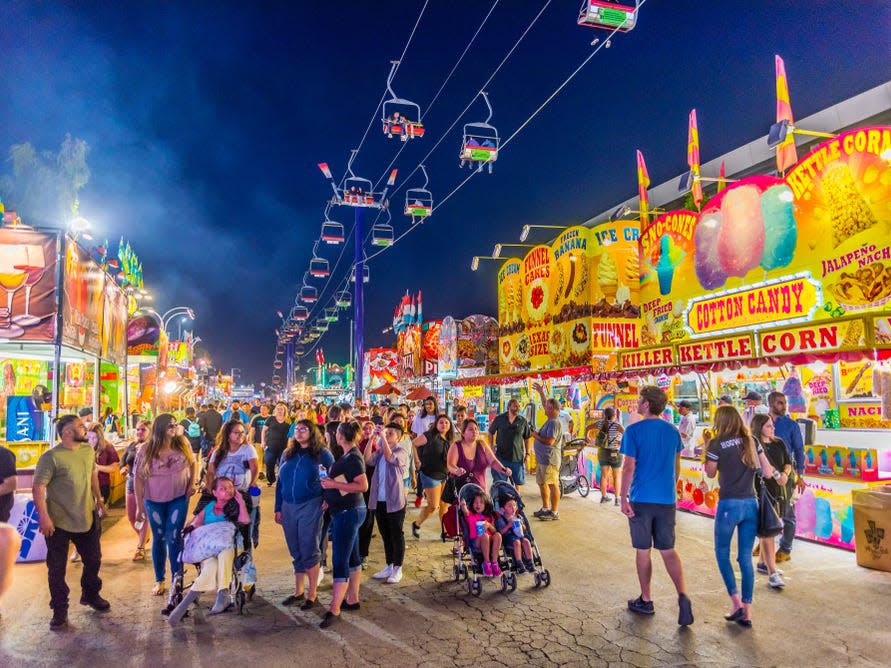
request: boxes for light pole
[133,305,196,415]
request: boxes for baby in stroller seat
[459,489,502,577]
[168,476,250,625]
[495,498,536,575]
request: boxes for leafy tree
[0,134,90,227]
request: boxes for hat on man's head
[743,391,762,402]
[718,394,733,404]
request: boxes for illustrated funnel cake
[823,162,878,245]
[597,252,618,302]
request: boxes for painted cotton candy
[760,184,797,270]
[718,186,765,277]
[694,212,727,290]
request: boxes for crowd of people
[7,385,810,633]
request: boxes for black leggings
[358,466,375,559]
[375,503,406,567]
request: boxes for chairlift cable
[364,13,631,262]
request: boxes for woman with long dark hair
[318,420,368,628]
[411,414,454,540]
[447,418,511,488]
[275,419,334,609]
[705,406,777,628]
[591,407,624,505]
[205,419,259,547]
[750,413,793,589]
[119,420,151,561]
[88,423,119,504]
[134,414,196,597]
[366,422,409,583]
[262,402,291,485]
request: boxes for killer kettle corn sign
[638,127,891,346]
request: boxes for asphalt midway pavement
[2,484,890,667]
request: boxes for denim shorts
[419,472,445,490]
[492,457,526,485]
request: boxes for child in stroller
[458,486,502,578]
[167,476,251,625]
[490,480,551,587]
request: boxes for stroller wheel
[461,564,469,581]
[236,589,246,614]
[471,578,483,597]
[533,572,541,588]
[541,569,552,587]
[578,475,590,498]
[452,565,461,582]
[500,574,509,594]
[508,572,517,592]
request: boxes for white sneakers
[371,565,403,583]
[372,565,393,580]
[768,572,786,588]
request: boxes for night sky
[2,1,889,384]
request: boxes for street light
[492,243,535,258]
[519,224,566,242]
[471,256,501,271]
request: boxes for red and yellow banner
[677,334,755,364]
[620,345,674,370]
[758,318,866,356]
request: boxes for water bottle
[513,518,522,537]
[318,464,328,480]
[475,520,485,536]
[249,485,261,508]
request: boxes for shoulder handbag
[756,478,784,538]
[441,472,474,505]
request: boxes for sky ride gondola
[372,223,394,247]
[577,0,639,39]
[321,220,345,245]
[272,374,281,384]
[291,305,309,321]
[299,284,318,303]
[295,345,305,356]
[459,92,499,173]
[335,291,352,308]
[381,60,425,142]
[273,360,283,370]
[324,307,338,323]
[310,256,330,278]
[404,164,432,223]
[352,265,370,284]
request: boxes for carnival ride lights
[460,92,499,173]
[404,164,433,223]
[382,60,425,141]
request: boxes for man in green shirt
[33,414,109,630]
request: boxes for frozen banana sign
[638,126,891,345]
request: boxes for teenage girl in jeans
[705,406,778,628]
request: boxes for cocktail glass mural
[0,245,28,338]
[12,245,46,326]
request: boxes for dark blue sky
[2,1,889,384]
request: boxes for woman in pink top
[134,414,196,598]
[447,419,512,489]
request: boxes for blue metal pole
[353,206,365,402]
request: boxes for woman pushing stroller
[167,476,250,625]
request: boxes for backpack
[187,419,201,439]
[595,421,611,449]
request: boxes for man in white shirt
[676,401,696,455]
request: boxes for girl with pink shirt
[459,490,502,577]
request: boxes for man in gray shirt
[530,392,564,520]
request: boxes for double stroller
[450,480,550,596]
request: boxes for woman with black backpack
[589,408,624,505]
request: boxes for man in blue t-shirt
[619,385,693,626]
[768,391,805,562]
[222,401,250,424]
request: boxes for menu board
[0,229,59,343]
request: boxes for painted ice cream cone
[597,252,618,302]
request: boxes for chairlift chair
[577,0,639,33]
[335,291,352,308]
[459,92,499,173]
[273,360,283,370]
[272,374,281,384]
[315,321,329,333]
[295,345,305,356]
[372,223,395,247]
[292,305,309,321]
[381,60,425,141]
[276,345,285,355]
[352,265,370,284]
[321,220,345,244]
[300,285,318,303]
[324,307,338,323]
[404,164,433,223]
[310,256,330,278]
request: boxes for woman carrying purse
[705,406,779,629]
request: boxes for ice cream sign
[684,272,821,336]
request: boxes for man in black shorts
[619,386,693,626]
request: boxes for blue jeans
[714,497,758,604]
[330,506,366,582]
[778,499,796,553]
[492,457,526,485]
[144,495,188,583]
